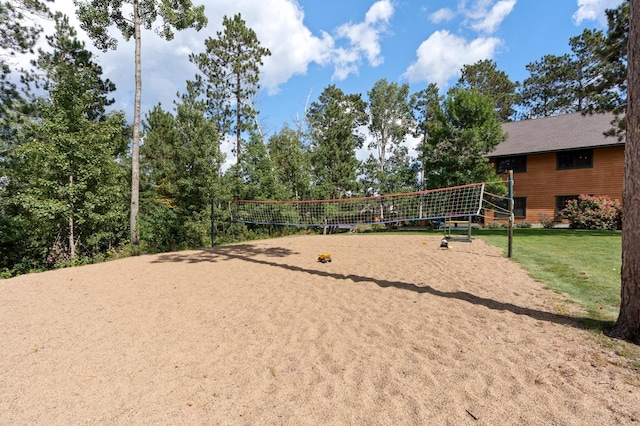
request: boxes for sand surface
[1,234,638,425]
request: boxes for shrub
[539,213,557,229]
[486,221,506,229]
[561,195,621,230]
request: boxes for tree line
[0,1,628,277]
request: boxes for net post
[211,198,215,247]
[508,170,514,258]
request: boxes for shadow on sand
[151,244,609,332]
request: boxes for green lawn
[474,228,622,322]
[383,226,637,362]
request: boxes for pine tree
[0,0,50,131]
[189,13,271,174]
[306,85,367,199]
[519,54,575,118]
[140,86,223,250]
[607,0,640,344]
[457,59,519,122]
[420,87,505,192]
[0,0,50,58]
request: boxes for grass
[426,227,639,368]
[473,228,622,322]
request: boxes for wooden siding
[490,145,624,224]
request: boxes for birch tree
[367,78,412,195]
[74,0,207,245]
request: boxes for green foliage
[520,53,576,118]
[411,83,441,141]
[457,59,520,122]
[268,124,312,200]
[307,85,368,199]
[561,194,622,230]
[0,14,130,275]
[419,87,506,193]
[599,0,628,137]
[569,28,623,114]
[1,1,51,139]
[189,13,270,169]
[410,83,441,191]
[238,132,288,200]
[140,92,223,251]
[514,221,532,228]
[485,221,506,229]
[75,0,208,246]
[518,1,627,125]
[137,195,180,252]
[0,0,51,56]
[183,208,212,248]
[379,145,419,194]
[366,78,413,194]
[74,0,207,51]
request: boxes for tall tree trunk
[235,72,242,196]
[68,215,75,259]
[608,0,640,343]
[236,73,241,166]
[69,174,75,259]
[130,0,141,245]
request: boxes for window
[556,195,579,215]
[495,197,527,219]
[557,149,593,170]
[496,155,527,173]
[513,197,527,218]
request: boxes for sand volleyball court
[1,234,638,424]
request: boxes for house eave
[488,142,625,159]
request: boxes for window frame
[556,148,593,170]
[496,155,527,174]
[495,196,527,219]
[556,195,579,216]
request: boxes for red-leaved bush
[560,195,622,230]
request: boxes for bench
[443,220,470,230]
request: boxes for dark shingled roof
[489,112,624,157]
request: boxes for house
[487,112,625,225]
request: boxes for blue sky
[48,0,623,161]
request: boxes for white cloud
[403,30,502,87]
[332,47,362,81]
[332,0,394,79]
[429,8,456,24]
[366,0,394,23]
[224,0,335,95]
[471,0,516,33]
[404,1,512,88]
[458,0,516,34]
[40,0,397,106]
[573,0,624,26]
[42,1,337,111]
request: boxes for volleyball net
[229,183,486,228]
